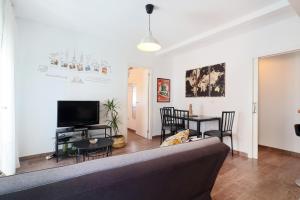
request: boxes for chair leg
[161,129,165,143]
[230,135,233,156]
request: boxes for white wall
[167,16,300,156]
[15,19,161,157]
[259,52,300,153]
[150,57,173,136]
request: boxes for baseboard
[232,150,248,158]
[127,128,136,132]
[152,135,161,139]
[19,152,54,161]
[259,145,300,158]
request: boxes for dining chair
[295,124,300,186]
[174,109,190,131]
[160,107,177,143]
[204,111,235,156]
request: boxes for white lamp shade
[137,33,161,52]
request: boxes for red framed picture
[157,78,170,102]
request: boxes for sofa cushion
[160,129,190,147]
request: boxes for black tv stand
[55,125,112,162]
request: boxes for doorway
[127,67,151,139]
[252,50,300,159]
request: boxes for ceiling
[12,0,297,54]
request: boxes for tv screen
[57,101,99,127]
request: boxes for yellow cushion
[160,130,190,147]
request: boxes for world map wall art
[185,63,225,97]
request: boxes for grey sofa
[0,137,229,200]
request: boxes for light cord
[148,14,151,33]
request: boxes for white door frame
[252,57,259,159]
[127,67,152,140]
[147,69,152,140]
[252,48,300,159]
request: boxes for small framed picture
[157,78,170,102]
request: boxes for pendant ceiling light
[137,4,161,52]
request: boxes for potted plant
[103,99,126,148]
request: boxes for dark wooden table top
[169,114,221,122]
[187,115,221,121]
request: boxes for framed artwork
[157,78,170,102]
[185,68,200,97]
[185,63,225,97]
[198,66,210,97]
[209,63,225,97]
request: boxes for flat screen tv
[57,101,99,127]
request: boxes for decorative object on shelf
[189,104,193,116]
[89,138,98,144]
[69,146,78,157]
[137,4,161,52]
[157,78,170,102]
[62,144,68,155]
[186,63,225,97]
[103,99,126,148]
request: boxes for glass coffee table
[73,138,113,162]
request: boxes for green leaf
[103,98,120,135]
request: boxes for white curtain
[0,0,18,176]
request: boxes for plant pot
[112,135,126,148]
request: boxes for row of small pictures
[50,59,110,75]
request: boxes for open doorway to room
[256,51,300,158]
[127,67,151,141]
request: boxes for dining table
[175,114,221,138]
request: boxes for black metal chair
[295,124,300,186]
[204,111,235,156]
[174,109,190,131]
[160,107,177,143]
[295,124,300,137]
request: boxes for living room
[1,0,300,199]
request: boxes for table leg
[200,121,204,138]
[83,152,86,162]
[106,146,109,157]
[55,142,58,163]
[197,121,201,138]
[109,145,111,156]
[76,150,80,163]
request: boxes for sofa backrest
[0,137,229,200]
